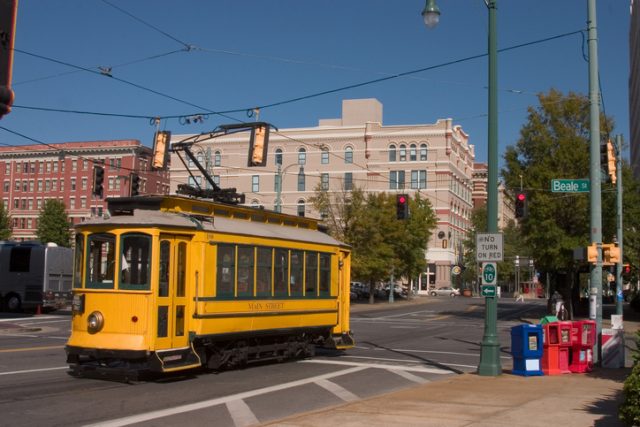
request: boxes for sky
[0,0,632,164]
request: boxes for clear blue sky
[1,0,631,164]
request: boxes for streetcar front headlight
[87,311,104,334]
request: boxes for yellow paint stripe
[0,345,64,353]
[429,304,478,321]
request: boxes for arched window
[297,199,305,217]
[388,145,397,162]
[344,146,353,164]
[420,144,428,161]
[214,151,221,167]
[409,144,417,161]
[275,148,283,166]
[399,144,407,162]
[298,148,306,165]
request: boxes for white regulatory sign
[476,233,504,262]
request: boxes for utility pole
[587,0,603,364]
[615,135,623,316]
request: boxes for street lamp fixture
[421,0,440,29]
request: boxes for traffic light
[514,192,527,219]
[623,264,631,275]
[130,173,141,196]
[0,0,18,118]
[92,165,104,198]
[600,140,617,184]
[602,243,620,265]
[396,194,409,220]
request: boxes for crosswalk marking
[315,378,359,402]
[226,399,259,427]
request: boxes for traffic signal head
[600,140,617,184]
[515,192,527,219]
[92,165,104,198]
[396,194,409,220]
[130,173,141,196]
[248,124,270,167]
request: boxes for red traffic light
[517,193,526,201]
[398,195,407,204]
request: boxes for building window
[37,199,42,209]
[298,148,306,165]
[321,173,329,191]
[22,181,27,191]
[83,159,88,170]
[71,178,76,191]
[390,170,405,190]
[213,175,220,186]
[411,170,427,189]
[71,160,77,171]
[108,177,114,191]
[399,144,407,162]
[82,177,88,190]
[60,179,64,191]
[81,197,87,209]
[213,151,221,167]
[297,168,305,191]
[297,199,305,217]
[388,145,397,162]
[45,180,51,191]
[252,175,259,192]
[53,162,58,173]
[37,180,42,191]
[188,176,202,188]
[275,149,282,166]
[29,180,34,192]
[28,199,33,210]
[321,148,329,164]
[3,181,8,192]
[70,198,75,209]
[345,146,353,164]
[14,181,19,191]
[344,172,353,191]
[410,144,417,161]
[13,198,18,209]
[420,144,428,161]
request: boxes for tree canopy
[0,203,11,240]
[37,199,71,247]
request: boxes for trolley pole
[615,135,623,316]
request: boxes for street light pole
[587,0,603,364]
[423,0,501,376]
[615,134,623,316]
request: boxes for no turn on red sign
[476,233,504,262]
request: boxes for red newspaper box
[542,322,561,375]
[569,320,595,373]
[557,321,572,374]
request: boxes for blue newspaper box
[511,324,544,376]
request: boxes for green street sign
[551,179,590,193]
[481,262,497,285]
[481,285,497,297]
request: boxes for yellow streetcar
[66,122,353,379]
[66,195,354,378]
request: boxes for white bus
[0,241,73,312]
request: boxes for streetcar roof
[77,209,345,247]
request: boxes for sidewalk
[263,296,637,427]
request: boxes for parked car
[429,286,460,297]
[383,283,408,298]
[350,282,370,299]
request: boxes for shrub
[619,329,640,426]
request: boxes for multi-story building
[169,99,475,290]
[630,0,640,178]
[0,140,170,241]
[471,162,516,229]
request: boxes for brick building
[0,140,170,241]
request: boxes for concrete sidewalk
[264,368,630,427]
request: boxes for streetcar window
[86,233,116,289]
[256,247,272,297]
[290,250,303,296]
[159,241,170,297]
[274,248,288,297]
[157,306,168,337]
[120,233,151,290]
[175,305,185,336]
[73,234,84,288]
[217,244,235,297]
[237,246,254,297]
[305,252,318,297]
[9,247,31,272]
[177,242,186,297]
[319,253,331,296]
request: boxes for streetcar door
[156,235,191,350]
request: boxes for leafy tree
[37,199,71,247]
[502,89,614,278]
[0,203,11,240]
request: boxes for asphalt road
[0,296,548,427]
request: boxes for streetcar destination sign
[551,179,590,193]
[476,233,503,262]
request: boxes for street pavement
[264,296,639,427]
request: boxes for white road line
[226,399,259,427]
[376,309,436,319]
[16,319,70,325]
[0,366,68,376]
[315,378,359,402]
[389,369,429,384]
[301,358,451,375]
[392,348,512,360]
[83,366,367,427]
[0,316,61,322]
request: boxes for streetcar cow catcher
[66,123,354,379]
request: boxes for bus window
[9,247,31,272]
[319,253,331,296]
[256,247,272,297]
[237,246,254,297]
[73,234,84,288]
[290,250,303,296]
[217,244,235,298]
[87,234,116,289]
[274,248,288,297]
[305,252,318,297]
[120,233,151,290]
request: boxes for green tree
[502,89,614,277]
[0,202,11,240]
[37,199,71,247]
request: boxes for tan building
[169,99,475,290]
[472,162,516,229]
